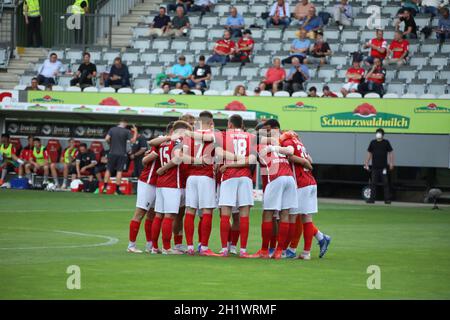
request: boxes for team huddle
[127,111,331,260]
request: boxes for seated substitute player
[0,134,24,185]
[71,143,97,182]
[127,146,161,254]
[54,138,79,189]
[280,130,331,260]
[25,138,55,185]
[18,135,34,179]
[251,119,298,260]
[217,114,257,258]
[151,120,191,255]
[94,148,109,183]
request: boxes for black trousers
[27,16,43,47]
[358,81,384,97]
[370,168,390,201]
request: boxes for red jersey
[346,67,365,84]
[237,37,254,57]
[185,129,217,179]
[257,144,293,191]
[369,38,387,59]
[367,66,386,85]
[220,129,256,182]
[281,138,316,188]
[389,39,409,59]
[20,145,33,161]
[139,147,160,186]
[215,39,235,55]
[156,139,184,189]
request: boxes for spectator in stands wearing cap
[363,29,387,66]
[398,0,420,16]
[383,31,410,66]
[322,85,338,97]
[26,78,41,91]
[294,0,315,22]
[207,30,236,65]
[166,55,193,89]
[298,7,323,39]
[37,53,65,89]
[105,57,131,89]
[436,7,450,42]
[188,55,212,90]
[358,57,386,97]
[168,0,192,13]
[341,60,365,97]
[395,9,418,39]
[234,85,247,96]
[148,7,171,37]
[191,0,216,14]
[282,28,311,65]
[421,0,448,17]
[308,86,318,97]
[333,0,353,27]
[304,31,332,65]
[259,58,286,94]
[282,56,309,94]
[225,7,245,38]
[70,52,97,89]
[267,0,291,28]
[165,6,190,37]
[180,82,196,94]
[232,29,254,63]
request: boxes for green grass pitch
[0,190,449,300]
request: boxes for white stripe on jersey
[177,165,180,189]
[146,161,156,184]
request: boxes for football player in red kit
[280,130,331,260]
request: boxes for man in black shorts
[70,143,97,182]
[103,119,138,195]
[94,148,109,182]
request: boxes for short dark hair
[159,6,166,10]
[1,133,10,139]
[31,77,38,82]
[229,114,244,129]
[199,55,205,61]
[264,119,281,130]
[323,85,330,91]
[33,137,41,143]
[83,52,91,57]
[309,86,317,92]
[376,128,385,135]
[79,143,88,149]
[166,121,175,133]
[50,53,57,57]
[199,111,214,124]
[114,57,122,63]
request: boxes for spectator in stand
[37,53,64,88]
[148,6,171,37]
[105,57,131,89]
[234,85,247,96]
[253,87,262,96]
[70,52,97,89]
[308,86,318,97]
[282,28,311,65]
[207,30,236,65]
[180,81,196,94]
[168,0,192,13]
[259,58,286,94]
[188,55,212,90]
[129,133,148,178]
[282,56,309,93]
[267,0,291,28]
[191,0,216,14]
[294,0,315,23]
[232,29,254,64]
[322,85,338,97]
[72,143,97,183]
[395,9,418,39]
[298,7,323,39]
[162,82,171,94]
[436,7,450,42]
[304,31,332,65]
[398,0,420,16]
[23,0,43,48]
[18,135,34,180]
[422,0,448,17]
[341,60,365,97]
[95,149,109,183]
[383,31,410,66]
[25,77,41,91]
[225,7,245,38]
[333,0,353,27]
[165,6,190,37]
[166,55,193,89]
[358,57,386,97]
[363,29,387,66]
[56,138,78,189]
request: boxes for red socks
[303,222,314,251]
[201,213,212,247]
[276,222,290,251]
[284,221,296,250]
[289,216,303,249]
[261,221,273,250]
[198,216,203,244]
[220,215,231,248]
[269,233,278,249]
[174,234,183,246]
[161,217,173,250]
[129,220,141,242]
[184,213,195,246]
[230,229,240,246]
[151,216,162,249]
[144,218,153,242]
[239,216,249,249]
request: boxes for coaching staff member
[103,119,138,195]
[364,128,394,204]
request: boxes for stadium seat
[346,92,362,98]
[401,93,417,99]
[260,90,272,96]
[190,39,208,52]
[341,27,360,41]
[282,27,298,41]
[429,53,448,67]
[249,28,263,40]
[382,93,399,98]
[103,50,121,64]
[440,42,450,54]
[318,66,336,81]
[386,80,405,94]
[13,85,27,90]
[158,50,178,64]
[171,39,188,52]
[140,50,158,64]
[228,77,248,90]
[421,40,440,55]
[274,91,290,97]
[418,66,437,83]
[253,53,271,66]
[201,14,219,27]
[413,13,431,29]
[364,92,381,98]
[397,66,417,81]
[428,80,448,96]
[121,49,140,64]
[222,63,242,78]
[134,88,150,94]
[118,88,133,94]
[65,49,83,63]
[341,40,360,53]
[329,53,348,66]
[264,28,283,41]
[326,80,344,93]
[323,26,341,41]
[438,94,450,99]
[46,139,62,163]
[203,90,219,96]
[189,27,208,39]
[134,77,151,90]
[100,87,116,93]
[89,141,104,162]
[151,88,164,94]
[146,63,164,75]
[438,67,450,81]
[240,64,260,79]
[169,89,182,95]
[409,53,429,68]
[66,86,81,92]
[191,89,203,96]
[52,85,65,92]
[419,94,436,99]
[133,37,151,51]
[220,90,234,96]
[249,2,267,17]
[291,91,308,97]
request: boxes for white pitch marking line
[0,229,119,250]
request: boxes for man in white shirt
[267,0,291,28]
[37,53,64,88]
[421,0,448,16]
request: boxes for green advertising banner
[25,92,450,134]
